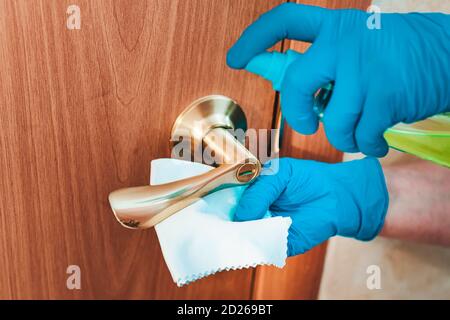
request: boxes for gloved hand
[234,157,389,256]
[227,3,450,157]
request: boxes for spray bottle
[245,50,450,167]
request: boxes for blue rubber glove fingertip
[287,113,319,135]
[233,203,255,222]
[363,142,389,158]
[226,48,246,70]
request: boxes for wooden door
[0,0,370,299]
[0,0,282,299]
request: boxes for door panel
[0,0,282,299]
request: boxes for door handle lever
[108,95,261,229]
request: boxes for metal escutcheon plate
[171,95,247,147]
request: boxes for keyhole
[236,163,258,183]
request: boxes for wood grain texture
[252,0,373,300]
[0,0,283,299]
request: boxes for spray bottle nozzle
[245,50,333,120]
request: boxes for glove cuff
[354,158,389,241]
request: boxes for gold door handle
[108,95,261,229]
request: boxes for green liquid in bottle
[384,113,450,168]
[314,86,450,168]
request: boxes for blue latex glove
[227,3,450,157]
[234,157,389,256]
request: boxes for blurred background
[319,0,450,299]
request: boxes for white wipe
[151,159,291,286]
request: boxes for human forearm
[381,160,450,246]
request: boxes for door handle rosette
[108,95,261,229]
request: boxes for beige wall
[319,0,450,300]
[371,0,450,13]
[320,236,450,299]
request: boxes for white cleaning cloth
[151,159,292,286]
